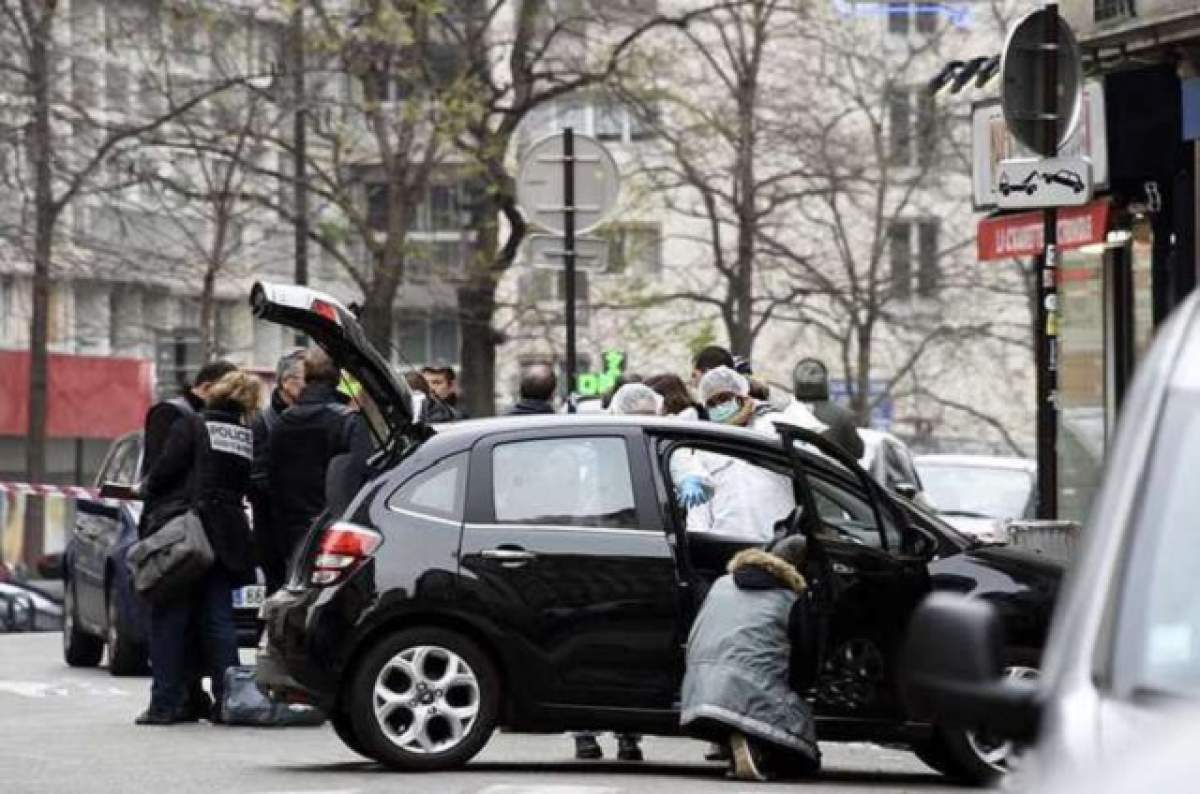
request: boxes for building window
[889,220,940,299]
[917,221,939,297]
[396,316,461,366]
[74,57,98,107]
[887,1,910,34]
[888,222,912,300]
[888,88,938,167]
[105,63,130,111]
[521,269,590,324]
[888,2,938,35]
[602,223,662,275]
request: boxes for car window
[919,464,1033,520]
[104,439,139,485]
[492,437,638,528]
[389,453,467,522]
[811,476,888,549]
[1112,386,1200,697]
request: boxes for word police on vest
[207,422,253,460]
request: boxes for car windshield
[1114,385,1200,698]
[918,464,1032,520]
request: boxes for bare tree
[426,0,710,416]
[0,0,261,486]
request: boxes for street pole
[291,6,308,346]
[1036,3,1060,519]
[563,127,578,413]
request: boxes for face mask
[709,399,740,424]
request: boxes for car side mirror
[894,481,918,500]
[901,593,1041,741]
[903,526,938,559]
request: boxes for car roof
[430,413,785,446]
[914,454,1035,472]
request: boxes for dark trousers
[149,567,240,714]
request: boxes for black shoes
[135,708,181,726]
[179,690,215,723]
[574,735,603,760]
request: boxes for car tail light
[310,522,382,586]
[310,299,340,325]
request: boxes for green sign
[576,350,626,396]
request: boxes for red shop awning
[977,199,1111,262]
[0,351,153,439]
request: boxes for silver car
[901,289,1200,786]
[915,455,1036,544]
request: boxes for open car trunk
[249,282,429,463]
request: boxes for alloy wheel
[372,645,481,754]
[964,665,1040,769]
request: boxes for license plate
[232,585,265,609]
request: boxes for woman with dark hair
[644,373,707,421]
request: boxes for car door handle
[480,548,537,564]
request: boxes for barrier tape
[0,482,99,499]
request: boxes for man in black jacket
[249,350,305,593]
[792,358,864,460]
[267,349,372,568]
[506,364,557,415]
[139,361,237,539]
[135,359,235,723]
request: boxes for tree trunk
[457,280,499,417]
[359,273,399,355]
[26,7,54,487]
[24,6,57,565]
[852,325,873,426]
[199,264,218,361]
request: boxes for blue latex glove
[677,476,712,509]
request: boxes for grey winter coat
[680,548,819,761]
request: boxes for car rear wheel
[348,628,499,771]
[916,665,1039,786]
[106,583,148,676]
[63,578,103,668]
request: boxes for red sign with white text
[977,199,1110,261]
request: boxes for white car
[914,455,1036,544]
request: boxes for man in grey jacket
[681,536,820,781]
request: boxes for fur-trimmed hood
[727,548,806,594]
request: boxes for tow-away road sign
[995,156,1092,209]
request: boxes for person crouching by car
[680,535,820,781]
[136,370,263,726]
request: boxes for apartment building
[497,0,1037,453]
[0,0,468,480]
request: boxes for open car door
[776,424,933,721]
[249,282,429,465]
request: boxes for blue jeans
[149,567,239,715]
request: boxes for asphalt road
[0,633,972,794]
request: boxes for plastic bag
[221,666,326,727]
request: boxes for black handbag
[126,508,215,604]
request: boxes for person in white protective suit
[666,367,796,543]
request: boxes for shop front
[978,199,1154,524]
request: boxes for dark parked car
[63,431,264,675]
[252,282,1062,785]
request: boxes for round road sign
[516,132,620,236]
[1000,9,1083,157]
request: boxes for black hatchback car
[252,283,1062,785]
